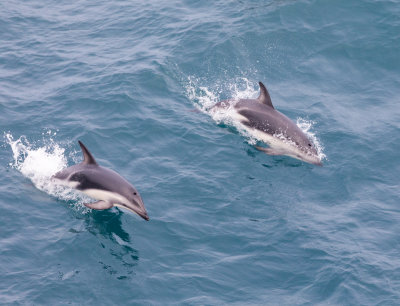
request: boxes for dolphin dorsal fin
[78,141,98,165]
[257,81,274,108]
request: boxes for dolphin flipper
[84,200,113,210]
[255,146,283,156]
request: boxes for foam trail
[186,78,326,161]
[5,133,91,211]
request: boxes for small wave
[5,132,91,212]
[186,78,326,160]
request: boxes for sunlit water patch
[5,132,91,212]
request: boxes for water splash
[5,132,91,211]
[186,78,326,161]
[296,118,326,160]
[186,76,220,112]
[186,76,258,113]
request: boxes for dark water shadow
[79,208,139,280]
[85,209,131,243]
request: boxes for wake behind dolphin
[52,141,149,220]
[212,82,322,166]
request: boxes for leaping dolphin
[212,82,322,166]
[52,141,149,220]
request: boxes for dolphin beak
[137,210,150,221]
[125,198,149,221]
[313,160,323,166]
[121,205,149,221]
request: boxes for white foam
[186,76,220,112]
[5,132,91,212]
[296,118,326,160]
[186,78,326,161]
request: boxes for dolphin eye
[308,144,311,146]
[133,192,137,195]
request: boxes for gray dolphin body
[52,141,149,220]
[212,82,322,166]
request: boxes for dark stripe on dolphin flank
[238,108,283,136]
[69,172,112,192]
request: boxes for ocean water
[1,0,400,304]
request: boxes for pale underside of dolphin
[212,82,322,166]
[52,141,149,220]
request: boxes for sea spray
[296,118,326,160]
[5,133,92,211]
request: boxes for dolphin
[52,141,149,220]
[212,82,322,166]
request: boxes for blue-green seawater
[1,0,400,304]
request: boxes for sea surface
[1,0,400,304]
